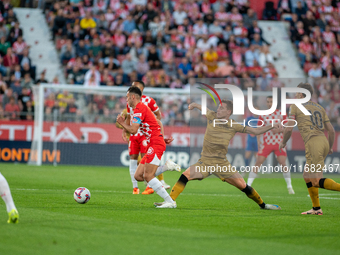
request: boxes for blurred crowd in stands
[0,0,340,130]
[0,0,37,121]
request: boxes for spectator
[278,0,292,15]
[262,1,277,20]
[0,22,8,40]
[161,43,173,64]
[173,4,187,25]
[203,46,218,74]
[80,11,97,30]
[294,1,307,20]
[258,45,274,67]
[136,54,149,77]
[3,47,18,71]
[178,57,192,78]
[215,59,234,77]
[36,71,48,84]
[75,39,89,57]
[209,20,223,35]
[243,8,258,29]
[93,0,109,14]
[147,45,161,69]
[52,9,67,40]
[298,35,313,67]
[10,77,22,96]
[302,11,316,35]
[4,96,19,120]
[84,66,101,87]
[2,87,15,108]
[12,36,27,57]
[122,14,136,35]
[121,53,137,75]
[21,73,33,89]
[163,58,177,80]
[0,36,11,55]
[60,39,76,63]
[193,19,208,36]
[245,44,260,67]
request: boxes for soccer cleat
[288,187,295,194]
[301,208,323,215]
[165,159,181,172]
[160,180,171,190]
[7,209,19,224]
[142,186,154,195]
[133,188,140,194]
[155,201,177,208]
[263,204,281,210]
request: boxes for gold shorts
[189,157,237,180]
[304,135,329,175]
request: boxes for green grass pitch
[0,163,340,255]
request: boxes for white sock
[247,171,258,186]
[155,165,168,177]
[283,172,292,188]
[0,173,16,213]
[129,160,138,188]
[148,177,173,203]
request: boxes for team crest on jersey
[142,140,148,147]
[147,147,154,155]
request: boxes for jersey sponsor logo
[147,146,154,155]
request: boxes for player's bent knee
[311,179,320,187]
[134,172,144,181]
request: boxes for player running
[117,86,178,208]
[0,173,19,223]
[122,80,177,195]
[155,100,282,210]
[247,96,294,194]
[280,82,340,215]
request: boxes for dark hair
[133,80,145,88]
[297,82,314,97]
[222,99,233,114]
[127,86,142,97]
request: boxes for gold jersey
[288,101,330,144]
[201,109,247,159]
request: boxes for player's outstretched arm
[246,125,276,136]
[188,103,210,112]
[325,121,335,154]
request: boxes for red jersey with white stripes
[127,95,159,136]
[258,109,286,145]
[131,102,162,143]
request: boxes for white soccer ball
[74,187,91,204]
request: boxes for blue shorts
[246,136,258,152]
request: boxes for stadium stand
[0,0,339,128]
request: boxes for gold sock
[308,187,320,207]
[170,174,188,201]
[157,173,164,181]
[306,182,320,208]
[242,185,264,206]
[321,178,340,191]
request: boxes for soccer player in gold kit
[280,82,340,215]
[155,99,281,210]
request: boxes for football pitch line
[14,188,340,200]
